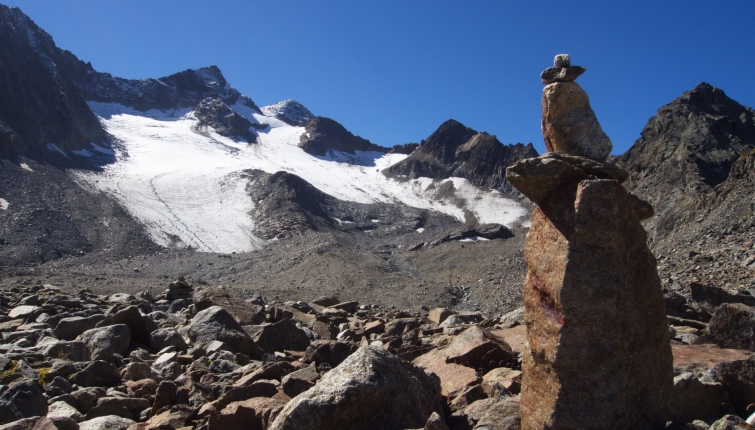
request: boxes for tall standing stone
[540,55,612,161]
[507,55,674,430]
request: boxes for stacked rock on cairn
[164,277,193,301]
[506,55,674,429]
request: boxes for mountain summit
[261,99,315,126]
[383,119,538,198]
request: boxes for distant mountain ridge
[0,4,261,158]
[383,119,538,197]
[0,5,108,156]
[616,82,755,243]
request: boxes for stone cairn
[506,54,674,429]
[164,277,193,301]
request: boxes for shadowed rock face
[383,119,538,198]
[616,82,755,243]
[510,56,673,430]
[518,179,673,429]
[0,5,108,156]
[193,98,259,143]
[298,117,386,156]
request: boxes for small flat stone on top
[554,54,570,68]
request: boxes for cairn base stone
[542,82,612,160]
[520,179,673,430]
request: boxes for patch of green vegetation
[37,366,52,384]
[0,360,19,379]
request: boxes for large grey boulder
[78,325,130,361]
[149,328,187,352]
[269,346,444,430]
[180,306,255,356]
[77,415,135,430]
[0,380,48,424]
[248,319,311,353]
[707,303,755,351]
[670,372,729,423]
[53,315,105,341]
[69,361,121,388]
[96,306,157,346]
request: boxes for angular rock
[541,82,612,160]
[124,379,157,399]
[427,308,453,324]
[53,315,105,341]
[33,416,79,430]
[701,356,755,417]
[248,319,310,353]
[69,361,121,388]
[447,397,521,430]
[77,416,135,430]
[181,306,256,356]
[120,363,153,382]
[209,397,288,430]
[0,380,47,424]
[302,340,358,367]
[269,346,444,430]
[98,306,156,346]
[148,328,187,352]
[707,303,755,350]
[540,66,586,84]
[481,367,521,397]
[505,152,629,204]
[8,306,43,320]
[709,415,755,430]
[281,367,319,398]
[423,412,450,430]
[131,405,193,430]
[70,388,106,414]
[78,325,130,361]
[672,343,751,376]
[37,341,90,362]
[441,326,514,372]
[670,372,729,423]
[518,179,673,429]
[412,359,480,399]
[47,401,83,423]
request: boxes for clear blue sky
[7,1,755,154]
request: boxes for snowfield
[74,102,528,253]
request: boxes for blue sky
[8,1,755,154]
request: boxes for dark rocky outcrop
[298,117,386,156]
[0,5,108,157]
[616,82,755,244]
[0,5,261,159]
[260,100,314,126]
[79,64,260,114]
[193,98,260,143]
[245,169,459,240]
[383,119,538,199]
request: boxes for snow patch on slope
[76,102,527,253]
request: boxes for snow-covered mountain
[0,4,531,259]
[73,102,528,253]
[260,100,314,126]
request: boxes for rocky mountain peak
[382,119,538,198]
[616,82,755,242]
[298,117,385,156]
[0,4,108,157]
[261,99,315,126]
[192,97,261,143]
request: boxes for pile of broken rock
[0,282,754,430]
